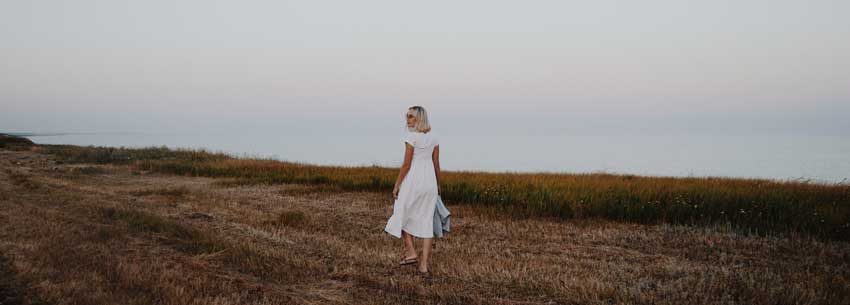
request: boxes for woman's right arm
[393,143,414,199]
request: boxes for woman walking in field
[384,105,442,278]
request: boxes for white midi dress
[384,130,440,239]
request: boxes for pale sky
[2,0,849,136]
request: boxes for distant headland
[0,133,36,150]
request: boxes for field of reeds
[41,144,850,242]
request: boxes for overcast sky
[2,0,848,136]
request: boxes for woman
[383,105,441,278]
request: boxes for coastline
[16,140,849,242]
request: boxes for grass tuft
[264,210,308,228]
[99,207,225,255]
[4,169,40,190]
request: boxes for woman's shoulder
[424,131,438,145]
[404,130,422,137]
[405,130,437,143]
[403,130,420,144]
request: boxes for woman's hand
[393,185,400,199]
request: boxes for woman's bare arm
[432,145,441,194]
[393,143,414,199]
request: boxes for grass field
[0,144,848,304]
[40,144,850,241]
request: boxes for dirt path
[0,149,848,304]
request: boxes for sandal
[417,267,432,279]
[399,255,418,266]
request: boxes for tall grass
[45,144,230,164]
[41,144,850,241]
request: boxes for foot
[417,264,432,279]
[399,254,418,265]
[417,263,429,274]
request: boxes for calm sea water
[22,131,849,185]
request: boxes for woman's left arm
[432,145,441,195]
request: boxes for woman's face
[406,110,417,128]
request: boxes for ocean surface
[19,132,850,185]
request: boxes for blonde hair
[407,105,432,133]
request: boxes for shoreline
[5,132,846,186]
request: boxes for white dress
[384,130,440,238]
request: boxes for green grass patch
[42,144,231,165]
[129,186,191,198]
[99,207,225,255]
[278,185,344,196]
[71,166,106,175]
[263,210,308,228]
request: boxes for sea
[17,130,849,185]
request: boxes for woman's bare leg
[419,237,433,272]
[402,230,417,259]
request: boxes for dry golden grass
[41,144,850,241]
[1,149,848,304]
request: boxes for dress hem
[384,228,434,239]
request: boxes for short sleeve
[433,135,439,146]
[403,132,416,147]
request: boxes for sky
[2,0,849,136]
